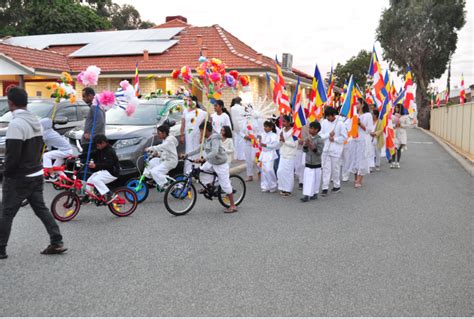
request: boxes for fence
[430,102,474,158]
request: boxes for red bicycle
[50,159,138,222]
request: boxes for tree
[0,0,111,36]
[86,0,155,29]
[376,0,466,128]
[333,50,372,89]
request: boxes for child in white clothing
[259,121,279,193]
[221,126,234,164]
[145,125,179,191]
[40,118,73,182]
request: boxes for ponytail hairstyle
[215,99,234,128]
[264,120,276,133]
[222,125,233,138]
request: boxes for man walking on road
[81,87,105,147]
[0,87,67,259]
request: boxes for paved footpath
[0,128,472,316]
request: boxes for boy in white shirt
[319,107,347,196]
[145,124,179,191]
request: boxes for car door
[53,105,79,135]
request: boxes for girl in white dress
[221,126,234,164]
[180,97,207,174]
[259,121,279,192]
[211,99,232,134]
[350,99,373,188]
[277,115,297,197]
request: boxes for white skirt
[349,139,370,176]
[277,157,295,192]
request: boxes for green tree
[333,50,372,89]
[0,0,111,36]
[376,0,466,128]
[86,0,155,29]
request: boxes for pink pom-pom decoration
[125,103,137,117]
[98,91,115,107]
[210,72,222,83]
[120,80,130,90]
[78,65,101,86]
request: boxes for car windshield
[106,100,181,126]
[0,102,52,123]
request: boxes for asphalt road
[0,128,472,316]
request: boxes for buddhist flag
[134,62,140,97]
[308,65,327,122]
[327,65,335,100]
[460,74,465,105]
[292,78,305,140]
[266,72,276,101]
[403,66,415,114]
[274,58,291,116]
[436,92,441,108]
[340,75,354,117]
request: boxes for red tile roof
[0,43,69,72]
[0,18,311,80]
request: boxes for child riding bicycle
[144,124,179,191]
[86,135,120,204]
[182,121,238,213]
[41,118,73,182]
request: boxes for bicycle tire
[164,180,196,216]
[126,178,149,203]
[51,191,81,222]
[108,187,138,217]
[218,175,246,208]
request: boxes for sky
[117,0,473,94]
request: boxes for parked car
[0,97,8,116]
[65,97,186,178]
[0,99,90,174]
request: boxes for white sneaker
[375,166,381,171]
[390,163,395,169]
[396,162,400,169]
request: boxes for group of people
[216,96,410,202]
[0,85,410,259]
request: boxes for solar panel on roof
[69,40,178,57]
[3,28,184,51]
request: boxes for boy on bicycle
[183,121,238,213]
[145,124,179,191]
[87,135,120,204]
[40,118,73,182]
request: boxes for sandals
[224,207,238,214]
[41,244,67,255]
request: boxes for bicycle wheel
[108,187,138,217]
[126,178,149,203]
[164,180,196,216]
[51,191,81,222]
[218,175,246,208]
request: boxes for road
[0,128,472,316]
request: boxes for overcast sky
[117,0,473,93]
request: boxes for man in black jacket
[0,87,66,259]
[86,134,120,204]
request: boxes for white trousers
[43,149,73,168]
[87,170,117,195]
[200,161,233,194]
[277,158,295,192]
[322,154,341,190]
[294,150,305,184]
[233,133,245,160]
[303,167,321,197]
[146,158,171,187]
[244,141,256,177]
[261,160,277,191]
[374,145,381,167]
[341,142,353,182]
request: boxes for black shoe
[298,183,303,190]
[300,196,309,202]
[321,189,328,197]
[105,192,118,204]
[81,195,90,204]
[310,194,318,200]
[41,244,67,255]
[0,246,7,259]
[332,187,341,193]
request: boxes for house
[0,16,312,108]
